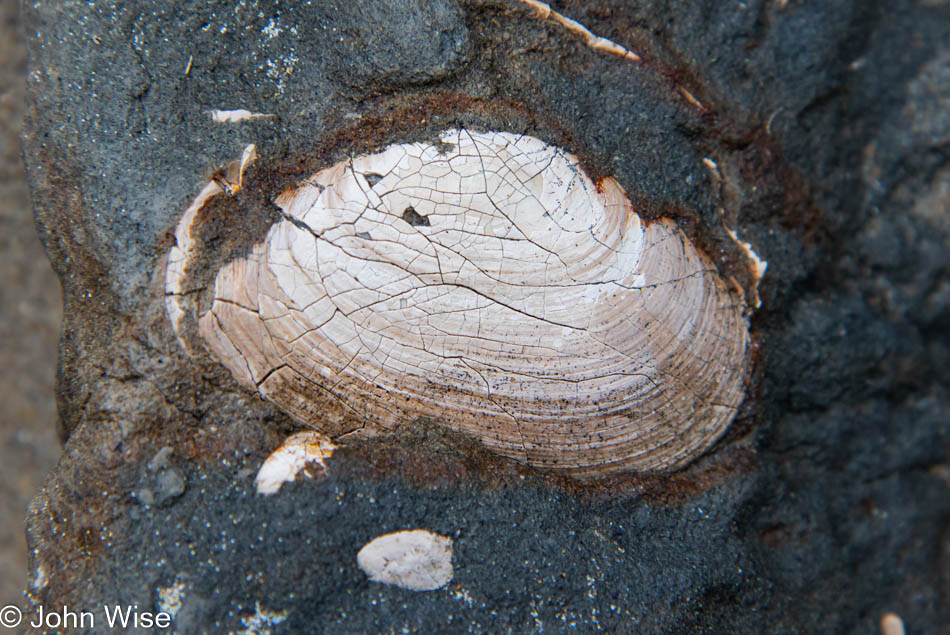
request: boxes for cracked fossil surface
[167,129,750,476]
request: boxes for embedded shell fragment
[357,529,454,591]
[254,431,337,495]
[170,129,750,476]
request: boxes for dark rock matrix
[20,1,950,632]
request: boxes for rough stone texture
[0,0,61,611]
[19,0,950,633]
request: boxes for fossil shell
[172,129,750,476]
[254,431,336,495]
[357,529,453,591]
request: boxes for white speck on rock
[157,578,186,620]
[357,529,454,591]
[262,18,282,39]
[233,602,288,635]
[255,431,337,495]
[30,563,48,591]
[209,109,274,123]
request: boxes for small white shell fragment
[517,0,640,61]
[165,179,224,348]
[209,109,274,123]
[357,530,454,591]
[254,431,337,495]
[724,226,768,308]
[724,227,768,282]
[679,86,706,111]
[224,143,258,194]
[879,613,905,635]
[165,143,257,352]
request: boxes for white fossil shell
[170,129,750,476]
[357,530,453,591]
[254,431,337,495]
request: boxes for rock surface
[0,0,61,611]
[20,0,950,632]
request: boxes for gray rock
[20,0,950,632]
[134,447,186,508]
